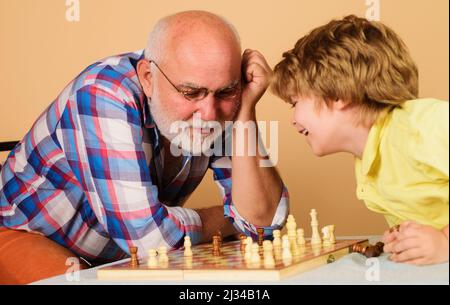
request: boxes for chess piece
[212,235,221,256]
[158,246,169,263]
[287,215,299,256]
[353,242,384,258]
[273,229,282,251]
[322,226,331,247]
[262,240,275,268]
[311,244,321,256]
[281,235,292,265]
[244,237,253,261]
[250,243,261,267]
[286,215,297,244]
[310,209,322,245]
[216,230,223,247]
[147,248,158,268]
[184,236,193,257]
[296,228,306,246]
[184,256,193,269]
[328,225,336,244]
[273,230,282,261]
[389,225,400,233]
[239,234,247,253]
[257,228,265,246]
[130,246,139,267]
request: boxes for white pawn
[147,248,158,268]
[244,237,253,261]
[310,209,322,245]
[263,240,275,268]
[296,228,306,246]
[184,256,193,269]
[328,225,336,244]
[281,235,292,265]
[158,246,169,263]
[312,244,321,256]
[322,226,331,247]
[273,229,282,250]
[286,215,297,246]
[184,236,193,257]
[287,215,297,234]
[250,243,261,267]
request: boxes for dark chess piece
[352,242,384,258]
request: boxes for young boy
[272,15,448,265]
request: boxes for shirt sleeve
[58,84,202,257]
[209,155,289,240]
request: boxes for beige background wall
[0,0,448,236]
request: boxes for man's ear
[137,59,153,98]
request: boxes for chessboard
[97,238,369,281]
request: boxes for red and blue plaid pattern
[0,51,289,264]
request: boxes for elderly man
[0,10,288,270]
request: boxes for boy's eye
[290,102,297,109]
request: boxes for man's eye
[216,88,239,99]
[182,90,202,99]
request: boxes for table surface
[32,236,449,285]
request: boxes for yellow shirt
[355,98,449,229]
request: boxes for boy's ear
[333,98,349,111]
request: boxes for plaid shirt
[0,50,289,264]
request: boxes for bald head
[145,10,241,64]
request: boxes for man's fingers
[242,49,271,73]
[244,62,270,84]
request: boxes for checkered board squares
[97,238,368,281]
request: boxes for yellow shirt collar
[360,109,391,176]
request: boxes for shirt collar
[359,109,391,176]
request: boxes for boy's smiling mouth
[299,127,309,136]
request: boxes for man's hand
[240,49,272,113]
[196,206,238,243]
[382,221,449,265]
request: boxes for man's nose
[197,94,218,121]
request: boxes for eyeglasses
[149,60,241,102]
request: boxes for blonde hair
[272,15,419,122]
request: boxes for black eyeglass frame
[148,60,242,102]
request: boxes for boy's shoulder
[390,98,448,131]
[400,98,448,116]
[380,98,448,150]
